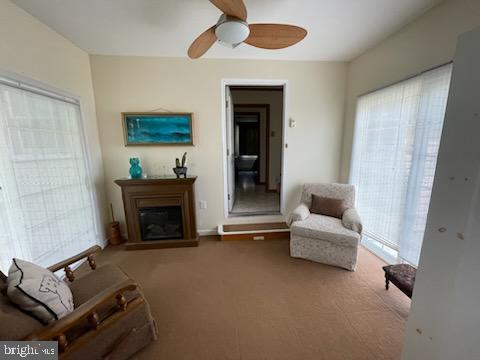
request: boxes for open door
[226,86,235,212]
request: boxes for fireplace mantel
[115,176,198,250]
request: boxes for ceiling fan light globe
[217,40,243,49]
[215,20,250,45]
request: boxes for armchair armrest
[48,245,102,281]
[287,203,310,226]
[342,208,362,234]
[26,279,139,341]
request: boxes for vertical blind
[0,79,102,272]
[350,64,452,266]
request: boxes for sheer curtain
[0,78,102,272]
[350,64,452,266]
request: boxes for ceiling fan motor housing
[215,14,250,46]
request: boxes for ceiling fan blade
[244,24,307,49]
[188,26,217,59]
[209,0,247,21]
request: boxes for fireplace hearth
[115,176,198,250]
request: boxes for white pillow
[7,258,74,324]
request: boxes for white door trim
[220,78,289,218]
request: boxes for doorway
[223,83,285,216]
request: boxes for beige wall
[4,0,478,235]
[90,56,347,232]
[231,89,283,191]
[340,0,480,181]
[0,1,107,230]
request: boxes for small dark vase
[173,167,187,178]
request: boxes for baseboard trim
[198,229,218,236]
[120,230,217,239]
[220,232,290,241]
[218,223,290,241]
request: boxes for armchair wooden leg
[116,293,127,311]
[385,273,390,290]
[88,311,100,330]
[57,334,68,353]
[87,255,97,270]
[65,266,75,282]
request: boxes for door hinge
[227,149,230,156]
[228,194,231,200]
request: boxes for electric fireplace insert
[138,206,183,241]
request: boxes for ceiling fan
[188,0,308,59]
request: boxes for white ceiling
[13,0,443,61]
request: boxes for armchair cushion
[291,214,360,247]
[342,208,363,234]
[7,259,74,324]
[287,203,310,226]
[69,264,133,307]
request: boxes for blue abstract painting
[123,113,193,145]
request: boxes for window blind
[0,80,102,272]
[349,64,452,266]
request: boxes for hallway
[231,171,280,214]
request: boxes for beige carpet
[94,236,410,360]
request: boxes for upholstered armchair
[288,183,362,271]
[0,246,157,359]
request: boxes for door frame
[221,79,288,218]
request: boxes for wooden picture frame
[122,112,194,146]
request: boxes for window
[0,76,102,272]
[350,64,452,266]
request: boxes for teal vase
[129,157,142,179]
